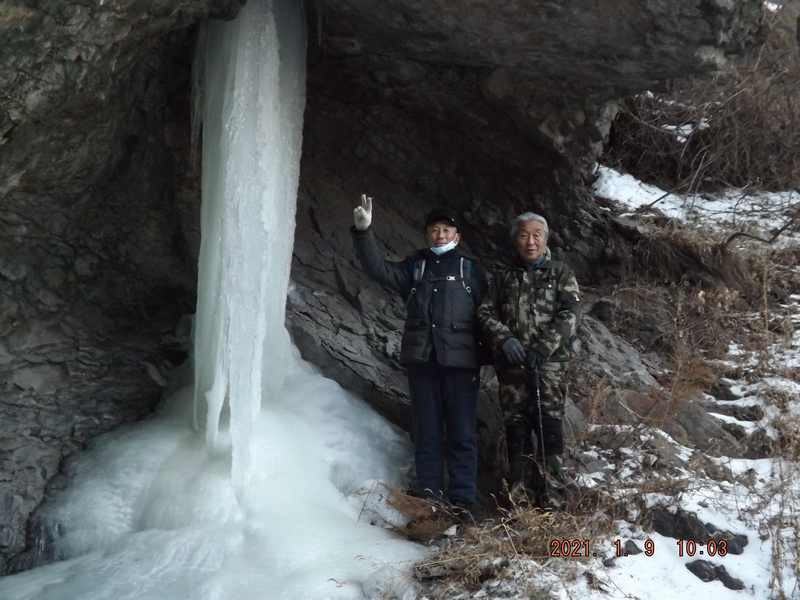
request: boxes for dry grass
[580,376,613,427]
[608,279,743,362]
[387,491,461,542]
[767,386,800,461]
[604,224,759,362]
[765,246,800,305]
[426,172,797,596]
[402,417,704,592]
[412,502,613,590]
[630,230,755,294]
[723,349,800,600]
[605,5,800,192]
[762,408,800,598]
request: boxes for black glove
[502,337,527,366]
[527,350,545,370]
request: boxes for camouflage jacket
[477,249,580,364]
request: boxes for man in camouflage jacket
[477,212,580,502]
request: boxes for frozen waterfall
[0,0,425,598]
[192,0,303,491]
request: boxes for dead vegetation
[605,5,800,192]
[405,286,788,594]
[741,391,800,599]
[602,211,797,382]
[408,495,614,593]
[605,277,746,361]
[629,229,755,292]
[400,418,725,596]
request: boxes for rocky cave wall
[0,0,243,573]
[0,0,764,573]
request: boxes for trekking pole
[528,353,548,501]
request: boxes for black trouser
[407,362,479,506]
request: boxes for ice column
[193,0,306,490]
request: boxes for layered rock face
[0,0,762,572]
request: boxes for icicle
[193,0,306,490]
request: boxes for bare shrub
[608,276,746,360]
[606,5,800,192]
[630,230,755,293]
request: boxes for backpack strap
[412,258,426,284]
[408,257,426,301]
[460,257,473,295]
[410,255,477,299]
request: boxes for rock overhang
[309,0,764,163]
[315,0,764,102]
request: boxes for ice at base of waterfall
[0,356,425,600]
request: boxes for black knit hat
[424,208,459,230]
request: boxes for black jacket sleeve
[351,226,414,295]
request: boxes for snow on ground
[464,166,800,600]
[660,119,709,144]
[582,165,800,600]
[593,165,800,247]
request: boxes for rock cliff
[0,0,763,571]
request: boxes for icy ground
[420,166,799,600]
[0,358,425,600]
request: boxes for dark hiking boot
[528,459,567,510]
[448,501,479,526]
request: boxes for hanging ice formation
[192,0,304,491]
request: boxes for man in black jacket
[351,195,484,510]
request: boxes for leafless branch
[723,207,800,248]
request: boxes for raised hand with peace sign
[353,194,373,231]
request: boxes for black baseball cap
[425,208,459,230]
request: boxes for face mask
[430,239,459,255]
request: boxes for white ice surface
[193,0,305,491]
[0,359,425,600]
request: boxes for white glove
[353,194,373,231]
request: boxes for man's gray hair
[510,212,549,239]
